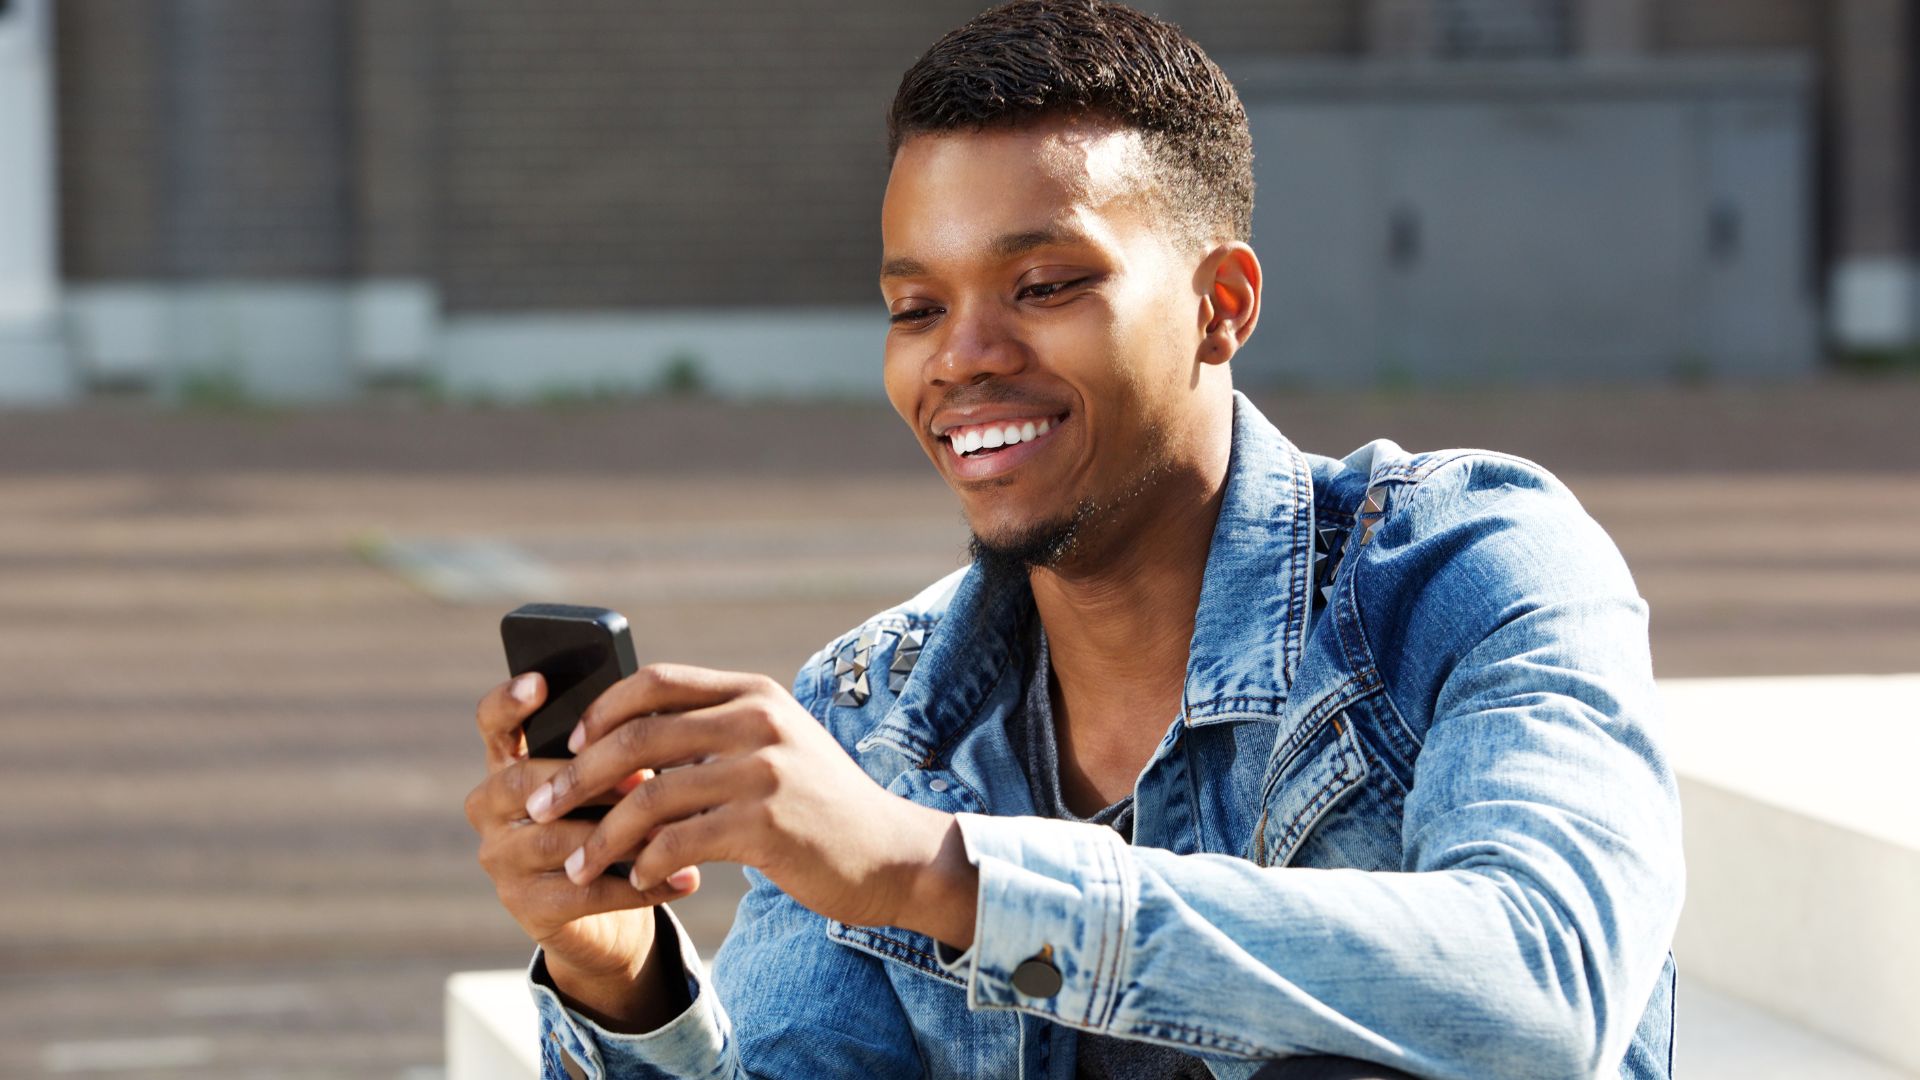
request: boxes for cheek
[880,341,919,425]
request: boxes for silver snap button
[928,777,949,793]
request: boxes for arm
[531,866,926,1080]
[521,658,939,1079]
[928,457,1684,1079]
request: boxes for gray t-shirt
[1006,617,1213,1080]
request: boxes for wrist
[543,908,689,1034]
[891,807,979,950]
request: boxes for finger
[626,803,744,892]
[479,817,604,878]
[516,864,698,929]
[576,664,774,747]
[564,761,740,883]
[464,756,572,832]
[527,707,741,824]
[477,673,546,771]
[513,867,649,926]
[635,864,701,906]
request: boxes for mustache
[929,381,1069,424]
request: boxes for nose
[924,300,1027,387]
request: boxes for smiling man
[463,3,1684,1078]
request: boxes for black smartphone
[500,603,638,823]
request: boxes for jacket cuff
[951,812,1135,1030]
[527,906,732,1080]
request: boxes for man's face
[879,117,1213,569]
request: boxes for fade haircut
[887,0,1254,247]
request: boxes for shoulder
[787,566,969,753]
[1347,445,1629,594]
[1331,444,1647,723]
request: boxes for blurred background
[0,1,1915,1078]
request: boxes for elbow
[1470,870,1650,1080]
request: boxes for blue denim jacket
[530,392,1684,1079]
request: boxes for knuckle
[581,828,608,862]
[476,835,503,875]
[647,825,683,866]
[739,701,779,742]
[744,753,780,794]
[613,716,651,757]
[621,776,658,819]
[500,762,533,802]
[463,784,488,830]
[533,824,571,862]
[549,762,579,802]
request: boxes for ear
[1195,242,1261,367]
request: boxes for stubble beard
[965,423,1174,576]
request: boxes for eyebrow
[879,225,1088,280]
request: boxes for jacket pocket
[1250,709,1369,868]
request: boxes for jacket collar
[864,392,1312,764]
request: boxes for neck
[1028,418,1233,740]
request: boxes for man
[464,2,1684,1077]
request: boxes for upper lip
[930,405,1068,438]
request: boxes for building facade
[3,0,1914,402]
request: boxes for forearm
[946,811,1680,1080]
[546,907,692,1034]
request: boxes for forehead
[881,117,1161,262]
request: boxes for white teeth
[948,417,1059,456]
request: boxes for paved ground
[1,378,1916,1077]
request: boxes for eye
[1018,276,1090,302]
[889,305,942,326]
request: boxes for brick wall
[1171,1,1364,57]
[56,0,170,278]
[1650,0,1821,53]
[435,0,983,312]
[52,0,1899,314]
[58,0,354,280]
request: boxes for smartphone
[500,603,638,824]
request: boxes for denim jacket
[530,392,1684,1079]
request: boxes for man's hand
[522,663,977,945]
[464,673,696,1031]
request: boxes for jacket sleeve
[528,659,925,1080]
[942,455,1685,1079]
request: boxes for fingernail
[567,721,585,754]
[564,847,586,882]
[667,867,696,892]
[525,783,553,821]
[510,674,537,704]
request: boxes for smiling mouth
[940,413,1069,459]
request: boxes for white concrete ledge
[1661,675,1920,1076]
[446,970,541,1080]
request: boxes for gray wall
[1236,61,1818,382]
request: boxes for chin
[966,503,1095,571]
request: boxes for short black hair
[887,0,1254,246]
